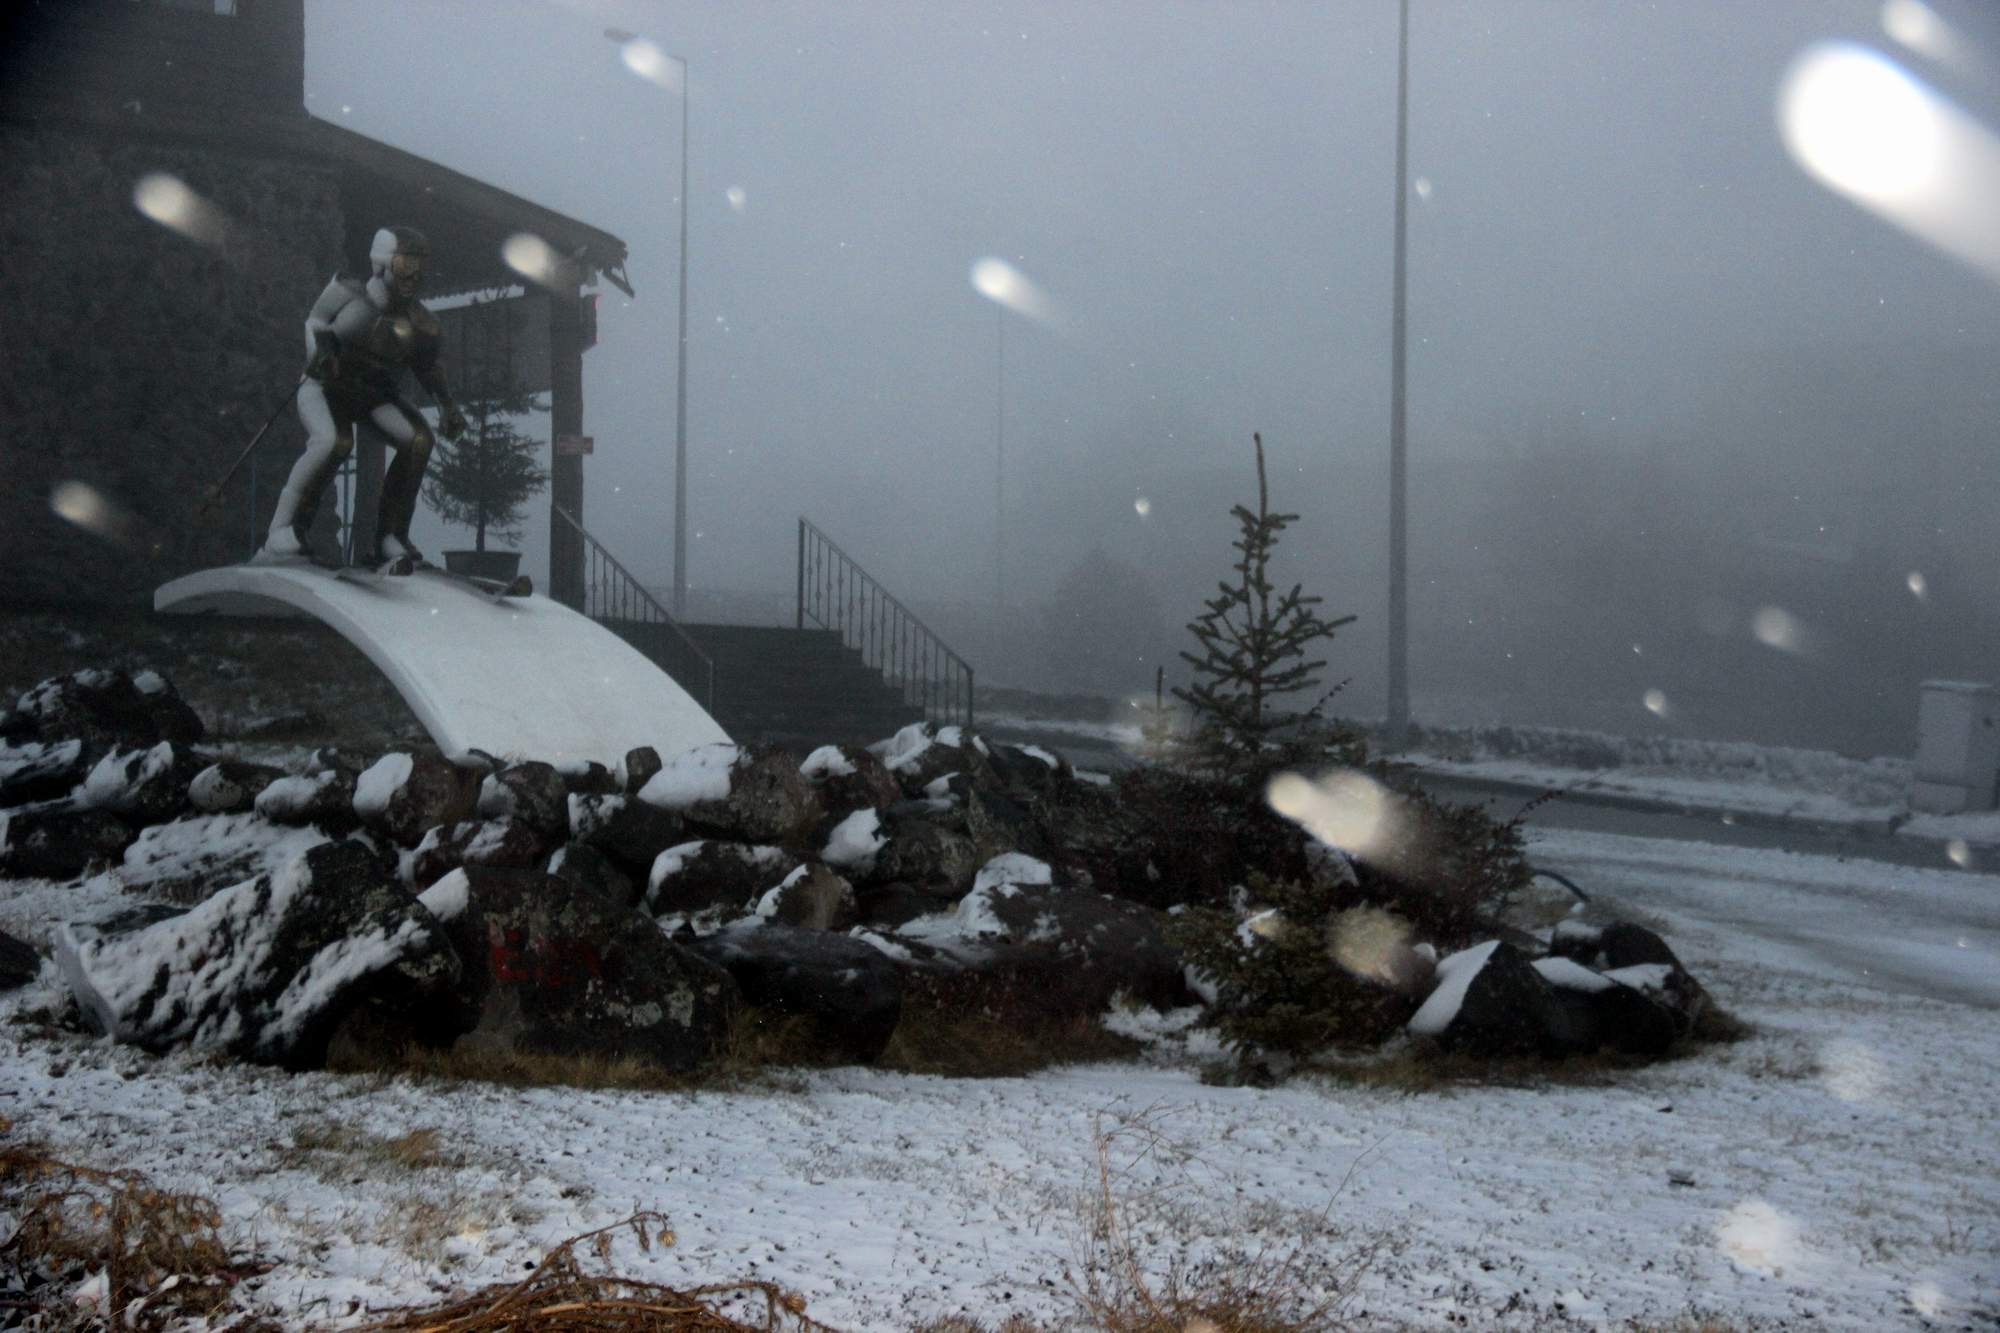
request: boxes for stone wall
[0,122,342,607]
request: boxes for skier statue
[260,225,466,569]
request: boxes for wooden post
[549,289,585,609]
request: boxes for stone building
[0,0,627,608]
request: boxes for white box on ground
[1911,679,2000,814]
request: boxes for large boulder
[689,920,903,1063]
[568,793,686,881]
[1548,920,1710,1037]
[431,864,737,1072]
[11,669,160,751]
[1409,940,1575,1056]
[354,752,479,847]
[645,840,801,918]
[928,853,1187,1011]
[0,803,135,879]
[55,840,460,1068]
[820,807,887,878]
[638,744,823,847]
[0,738,90,806]
[548,842,639,911]
[188,758,289,815]
[75,742,202,825]
[868,812,980,897]
[478,762,571,842]
[409,819,549,890]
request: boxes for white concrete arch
[155,564,729,769]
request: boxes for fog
[309,0,2000,754]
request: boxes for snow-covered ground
[5,812,1997,1328]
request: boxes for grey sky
[305,0,2000,719]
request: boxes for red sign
[555,434,594,456]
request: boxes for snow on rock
[1534,954,1617,993]
[76,742,192,823]
[55,840,458,1067]
[822,808,886,874]
[254,770,353,828]
[0,738,87,806]
[646,840,799,917]
[639,745,820,846]
[972,852,1054,896]
[101,812,327,905]
[409,819,547,890]
[478,762,569,840]
[567,792,685,880]
[188,758,286,815]
[870,723,935,774]
[1409,940,1502,1037]
[800,745,856,781]
[353,753,414,818]
[417,867,471,923]
[637,743,742,809]
[753,861,856,930]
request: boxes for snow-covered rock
[870,813,980,896]
[868,722,996,796]
[55,840,459,1068]
[75,742,199,824]
[689,919,902,1062]
[0,738,89,806]
[188,757,288,815]
[799,743,902,820]
[645,840,800,917]
[353,751,477,846]
[0,803,134,880]
[254,770,356,829]
[11,669,162,751]
[639,744,823,846]
[409,819,548,890]
[437,864,737,1073]
[101,812,328,905]
[753,861,857,931]
[567,792,685,880]
[478,761,569,840]
[822,807,886,874]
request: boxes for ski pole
[196,371,306,518]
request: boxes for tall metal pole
[994,302,1006,610]
[1385,0,1412,749]
[673,56,691,619]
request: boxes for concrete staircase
[680,623,920,751]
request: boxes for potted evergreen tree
[423,300,550,583]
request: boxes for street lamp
[608,28,691,618]
[1385,0,1412,749]
[971,258,1023,611]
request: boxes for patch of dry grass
[349,1211,837,1332]
[0,1129,273,1330]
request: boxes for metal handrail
[552,504,715,713]
[797,516,974,727]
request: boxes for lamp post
[1385,0,1412,749]
[608,29,691,618]
[971,259,1018,612]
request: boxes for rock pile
[1,669,1721,1077]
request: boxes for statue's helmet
[369,225,430,297]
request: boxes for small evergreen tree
[1174,432,1355,770]
[423,295,550,552]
